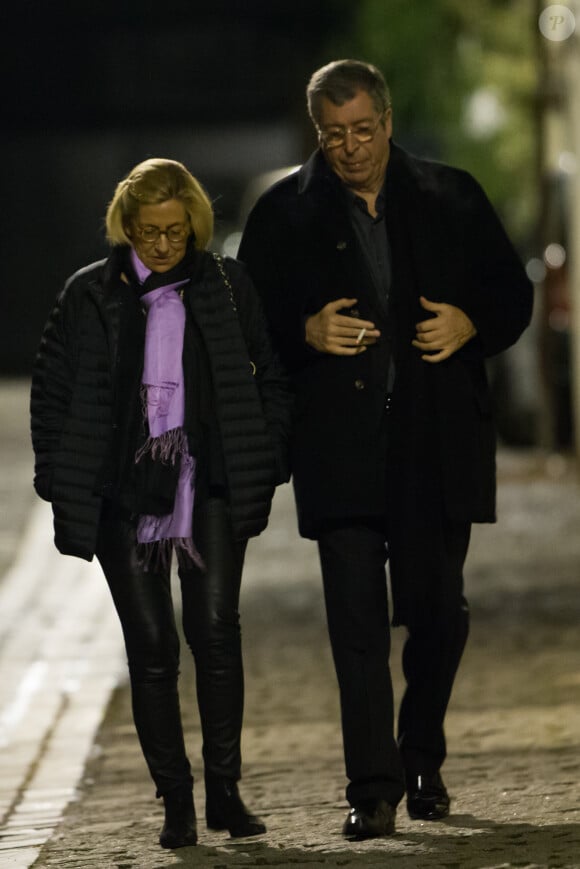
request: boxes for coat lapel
[299,152,392,325]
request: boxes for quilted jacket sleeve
[30,281,78,501]
[224,258,293,484]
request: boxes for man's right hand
[305,298,381,355]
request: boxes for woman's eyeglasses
[135,224,189,245]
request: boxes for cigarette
[356,328,367,344]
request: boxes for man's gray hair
[307,59,392,126]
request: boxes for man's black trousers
[317,518,470,808]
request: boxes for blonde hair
[105,158,213,250]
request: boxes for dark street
[1,381,580,868]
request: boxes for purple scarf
[131,249,203,570]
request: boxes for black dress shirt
[346,184,395,392]
[347,185,392,308]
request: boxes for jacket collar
[102,247,126,289]
[86,246,127,297]
[297,148,337,194]
[96,241,203,293]
[297,139,411,197]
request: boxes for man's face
[318,89,392,194]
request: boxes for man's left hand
[412,296,477,363]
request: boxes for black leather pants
[95,498,246,797]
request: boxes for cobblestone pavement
[1,380,580,868]
[0,381,37,579]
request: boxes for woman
[30,158,292,849]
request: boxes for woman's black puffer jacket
[30,250,292,560]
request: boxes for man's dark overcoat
[239,143,533,617]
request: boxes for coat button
[354,379,365,390]
[350,308,360,318]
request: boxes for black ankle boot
[205,777,266,837]
[159,788,197,849]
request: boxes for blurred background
[1,0,579,454]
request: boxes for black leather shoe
[159,788,197,849]
[205,778,266,837]
[406,771,450,820]
[342,798,396,840]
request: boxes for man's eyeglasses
[135,224,189,245]
[318,115,384,150]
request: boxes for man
[238,59,533,840]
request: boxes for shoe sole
[159,834,198,848]
[206,821,266,837]
[343,829,395,840]
[408,808,450,821]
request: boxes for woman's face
[127,199,191,273]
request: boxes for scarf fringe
[135,425,188,466]
[137,537,205,573]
